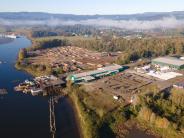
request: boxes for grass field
[79,86,121,117]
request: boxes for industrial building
[67,64,125,83]
[34,75,65,89]
[152,57,184,70]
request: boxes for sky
[0,0,184,15]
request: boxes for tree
[138,107,152,122]
[155,117,170,129]
[150,112,156,124]
[18,48,27,61]
[170,88,184,108]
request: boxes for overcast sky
[1,0,184,15]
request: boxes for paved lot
[84,71,157,101]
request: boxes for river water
[0,37,80,138]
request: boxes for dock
[49,96,56,138]
[14,75,66,96]
[0,89,8,95]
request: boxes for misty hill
[1,11,184,30]
[1,11,184,21]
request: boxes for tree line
[27,38,70,51]
[70,37,184,64]
[136,86,184,136]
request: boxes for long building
[152,57,184,70]
[0,34,17,39]
[67,64,125,83]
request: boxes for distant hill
[0,11,184,21]
[1,11,184,30]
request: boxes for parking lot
[84,71,156,101]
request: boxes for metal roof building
[67,64,125,83]
[152,57,184,70]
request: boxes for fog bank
[0,17,184,30]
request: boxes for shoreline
[13,36,83,138]
[15,63,48,77]
[67,95,84,138]
[68,91,90,138]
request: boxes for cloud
[0,17,184,30]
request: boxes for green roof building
[67,64,125,83]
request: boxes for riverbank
[67,96,83,138]
[15,38,59,77]
[15,62,52,77]
[15,38,53,77]
[52,96,82,138]
[69,89,99,138]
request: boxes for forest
[135,86,184,138]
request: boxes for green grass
[80,90,120,117]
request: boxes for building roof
[74,69,106,78]
[98,64,122,71]
[82,76,95,81]
[152,57,184,66]
[73,64,123,78]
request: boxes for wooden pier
[49,96,56,138]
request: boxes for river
[0,37,80,138]
[0,37,13,45]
